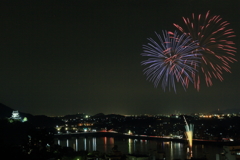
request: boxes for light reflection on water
[55,136,222,159]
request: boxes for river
[54,135,223,159]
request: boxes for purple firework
[141,30,202,92]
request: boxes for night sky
[0,0,239,116]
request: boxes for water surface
[55,136,222,159]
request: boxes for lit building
[10,110,22,120]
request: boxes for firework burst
[141,30,202,92]
[174,11,237,90]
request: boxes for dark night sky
[0,0,239,116]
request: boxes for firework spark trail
[141,30,202,92]
[173,11,237,90]
[183,116,194,154]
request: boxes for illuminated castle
[10,110,22,120]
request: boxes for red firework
[173,11,237,90]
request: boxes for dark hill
[0,103,13,118]
[209,108,240,114]
[0,103,63,127]
[0,103,33,119]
